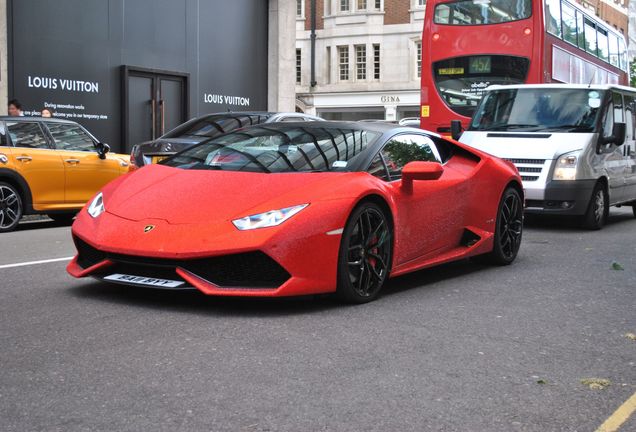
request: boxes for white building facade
[295,0,426,121]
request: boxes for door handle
[151,99,157,139]
[160,99,165,135]
[16,156,32,162]
[64,159,80,164]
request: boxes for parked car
[68,121,523,304]
[460,83,636,229]
[0,117,130,233]
[130,111,323,168]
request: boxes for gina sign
[27,75,100,93]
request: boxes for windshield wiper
[485,123,541,131]
[541,124,594,132]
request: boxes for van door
[599,92,628,203]
[622,93,636,201]
[6,121,65,208]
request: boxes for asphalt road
[1,210,635,432]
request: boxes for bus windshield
[434,0,532,25]
[434,55,530,117]
[469,88,606,132]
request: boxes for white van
[459,84,636,229]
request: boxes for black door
[122,66,188,152]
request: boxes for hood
[459,131,591,160]
[105,164,351,225]
[136,137,208,155]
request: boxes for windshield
[161,126,381,173]
[434,55,530,117]
[161,114,271,139]
[434,0,532,25]
[469,88,606,132]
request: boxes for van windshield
[469,88,606,132]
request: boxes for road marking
[0,256,73,270]
[596,391,636,432]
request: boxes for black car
[130,111,323,168]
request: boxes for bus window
[433,55,530,117]
[584,18,597,56]
[545,0,561,37]
[618,39,627,71]
[560,2,577,45]
[609,33,620,67]
[597,27,609,62]
[576,10,585,49]
[433,0,531,26]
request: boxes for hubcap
[594,190,605,223]
[0,185,21,228]
[347,208,391,298]
[499,193,522,260]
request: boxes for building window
[375,0,382,9]
[338,46,349,81]
[373,44,381,79]
[416,41,422,78]
[416,0,426,7]
[355,45,367,80]
[326,46,331,84]
[341,0,350,12]
[357,0,367,9]
[296,0,303,17]
[296,49,302,84]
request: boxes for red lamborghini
[67,122,523,303]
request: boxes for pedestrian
[41,107,53,118]
[8,99,23,116]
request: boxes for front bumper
[524,179,596,216]
[67,205,348,297]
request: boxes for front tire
[477,186,523,265]
[582,182,608,230]
[0,182,23,233]
[336,202,393,304]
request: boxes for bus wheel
[582,182,608,230]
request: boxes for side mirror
[606,123,626,146]
[96,142,110,159]
[450,120,463,141]
[402,161,444,192]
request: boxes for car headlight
[232,204,308,230]
[553,151,580,181]
[87,192,105,218]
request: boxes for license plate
[104,273,184,288]
[151,156,168,164]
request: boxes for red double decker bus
[420,0,630,134]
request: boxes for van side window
[6,122,50,149]
[624,95,635,141]
[613,92,624,123]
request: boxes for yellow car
[0,117,130,232]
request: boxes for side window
[624,95,635,141]
[602,100,614,139]
[47,123,96,151]
[279,117,302,122]
[368,153,390,181]
[0,122,6,147]
[381,134,441,180]
[545,0,561,37]
[6,122,50,149]
[613,92,624,123]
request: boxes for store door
[122,66,188,152]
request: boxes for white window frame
[338,45,350,81]
[296,0,305,18]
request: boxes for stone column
[268,0,296,112]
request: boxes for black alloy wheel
[337,202,392,304]
[0,182,23,233]
[477,187,523,265]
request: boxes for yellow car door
[45,121,124,205]
[5,120,65,209]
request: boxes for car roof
[0,116,80,124]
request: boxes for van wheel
[0,182,23,233]
[582,183,608,230]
